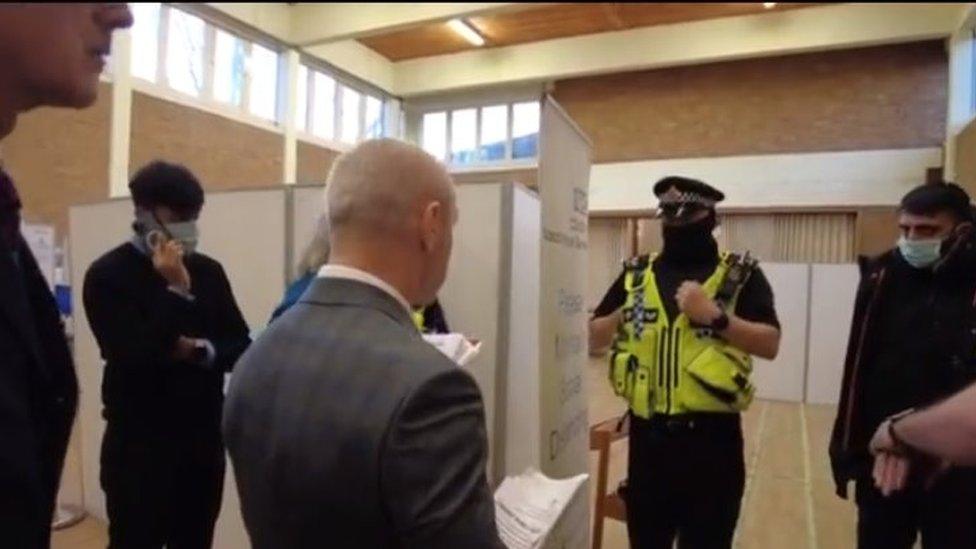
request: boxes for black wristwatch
[709,311,730,332]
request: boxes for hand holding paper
[422,333,482,366]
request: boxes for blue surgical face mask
[897,236,942,269]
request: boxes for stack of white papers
[422,333,482,366]
[493,469,589,549]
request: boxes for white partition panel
[197,189,287,330]
[504,185,542,476]
[752,263,809,402]
[197,189,286,549]
[438,182,505,481]
[290,185,326,283]
[806,264,859,404]
[69,199,135,521]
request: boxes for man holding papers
[224,139,502,548]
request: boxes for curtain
[718,212,855,263]
[772,212,856,263]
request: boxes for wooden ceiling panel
[358,25,473,61]
[359,3,827,61]
[468,4,618,45]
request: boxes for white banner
[538,96,592,479]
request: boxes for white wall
[588,148,942,213]
[302,41,396,94]
[806,264,860,405]
[753,264,809,402]
[944,4,976,180]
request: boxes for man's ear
[420,201,442,251]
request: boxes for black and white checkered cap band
[657,187,716,209]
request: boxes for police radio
[694,251,758,338]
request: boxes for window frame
[128,3,284,133]
[295,60,390,150]
[420,99,541,170]
[124,3,398,148]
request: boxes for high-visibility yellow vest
[609,252,755,419]
[412,309,425,332]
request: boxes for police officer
[589,176,782,549]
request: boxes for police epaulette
[624,254,650,271]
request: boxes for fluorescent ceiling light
[763,2,777,8]
[447,19,485,47]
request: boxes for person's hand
[151,235,190,291]
[873,452,910,496]
[676,281,722,325]
[172,336,197,362]
[589,307,624,355]
[870,418,900,455]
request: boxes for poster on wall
[21,221,56,290]
[538,95,592,479]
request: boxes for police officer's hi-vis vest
[609,252,755,419]
[412,309,425,332]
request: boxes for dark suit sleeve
[208,262,250,373]
[829,260,882,498]
[82,260,194,368]
[380,368,502,549]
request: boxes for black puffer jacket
[829,236,976,498]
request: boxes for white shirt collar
[317,264,412,315]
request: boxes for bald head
[325,138,457,306]
[327,138,454,239]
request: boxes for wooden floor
[53,358,858,549]
[51,516,107,549]
[585,357,857,549]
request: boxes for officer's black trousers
[855,467,976,549]
[626,413,745,549]
[101,423,225,549]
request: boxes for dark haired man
[83,161,250,548]
[0,5,132,546]
[589,176,780,549]
[830,182,976,548]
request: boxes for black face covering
[661,210,718,266]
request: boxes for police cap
[653,176,724,221]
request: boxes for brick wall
[129,91,283,190]
[554,41,948,163]
[4,82,112,236]
[296,140,339,185]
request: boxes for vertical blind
[718,213,856,263]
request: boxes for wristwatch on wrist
[709,311,730,332]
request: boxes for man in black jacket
[84,161,250,548]
[830,182,976,549]
[0,6,132,547]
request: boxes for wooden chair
[590,414,629,549]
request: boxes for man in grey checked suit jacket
[223,139,502,548]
